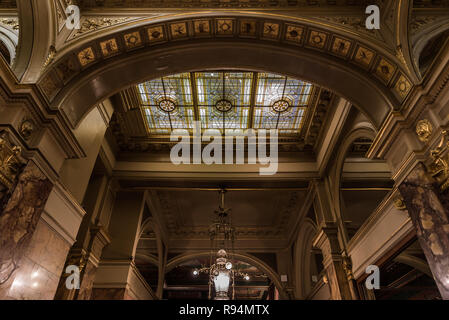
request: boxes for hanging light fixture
[192,189,250,300]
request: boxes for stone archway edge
[37,15,412,128]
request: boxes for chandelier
[193,189,250,300]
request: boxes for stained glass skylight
[139,73,194,134]
[196,72,252,130]
[136,71,314,135]
[253,73,312,134]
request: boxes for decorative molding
[38,15,412,109]
[155,189,302,239]
[393,197,407,210]
[0,131,24,194]
[416,119,434,143]
[78,0,385,9]
[19,118,35,140]
[68,16,137,41]
[0,17,19,31]
[316,16,383,40]
[427,130,449,192]
[41,181,86,245]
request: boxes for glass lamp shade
[213,270,231,300]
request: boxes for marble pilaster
[76,226,111,300]
[399,162,449,299]
[313,227,354,300]
[0,161,54,298]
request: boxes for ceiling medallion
[215,99,233,113]
[158,98,176,113]
[272,99,290,113]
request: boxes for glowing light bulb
[244,275,250,281]
[225,262,232,270]
[193,270,199,276]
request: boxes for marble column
[54,226,111,300]
[77,226,111,300]
[0,161,53,298]
[53,249,86,300]
[54,169,115,300]
[399,162,449,299]
[313,227,353,300]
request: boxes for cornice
[0,60,85,159]
[52,11,398,65]
[368,42,449,161]
[38,15,410,129]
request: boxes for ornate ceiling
[0,0,442,131]
[1,1,448,90]
[146,189,306,242]
[78,0,382,8]
[109,71,333,154]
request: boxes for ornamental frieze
[38,15,414,109]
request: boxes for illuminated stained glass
[138,73,194,134]
[137,71,313,135]
[196,72,252,132]
[253,73,312,134]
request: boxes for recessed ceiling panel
[253,73,312,134]
[196,71,252,131]
[138,73,195,134]
[136,71,314,136]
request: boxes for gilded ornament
[43,45,57,69]
[0,132,24,192]
[427,131,449,192]
[331,37,351,57]
[416,119,433,143]
[342,256,354,281]
[395,74,412,99]
[393,197,407,210]
[354,46,374,67]
[20,119,35,139]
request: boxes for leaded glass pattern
[253,73,312,134]
[138,73,194,134]
[137,71,313,135]
[196,72,252,131]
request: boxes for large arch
[0,25,18,64]
[37,15,411,131]
[139,217,166,298]
[411,20,449,76]
[330,124,378,248]
[14,0,56,82]
[51,41,394,130]
[166,251,286,299]
[294,218,318,299]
